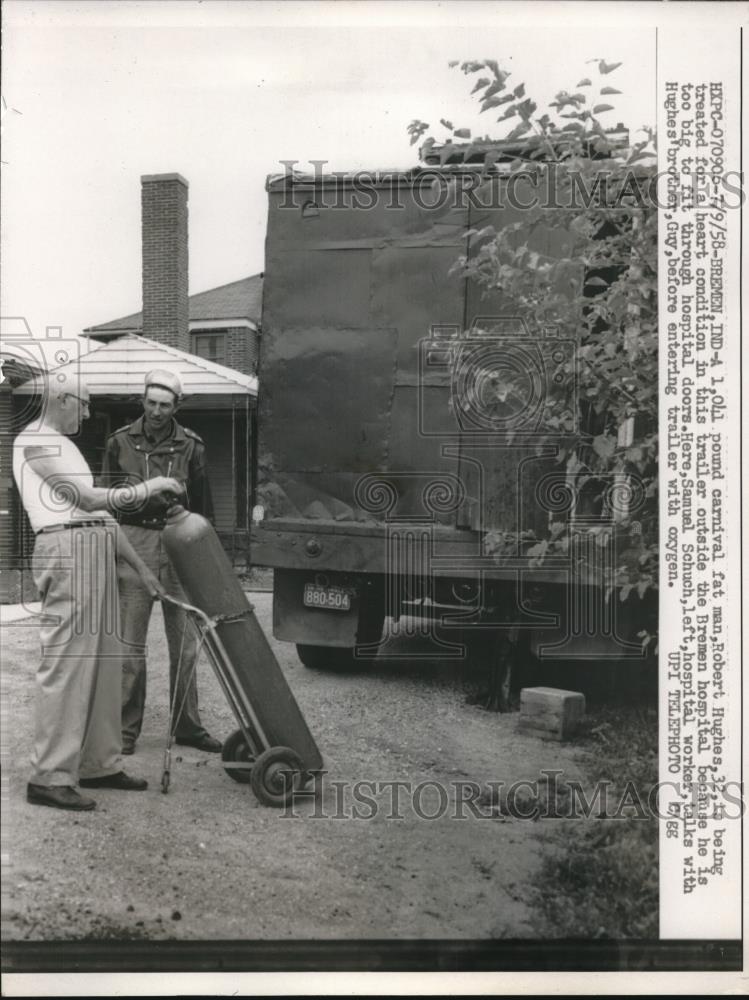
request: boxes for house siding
[0,388,16,598]
[2,381,41,603]
[184,411,250,534]
[188,414,234,532]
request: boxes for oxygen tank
[162,505,323,774]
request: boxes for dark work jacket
[102,415,214,527]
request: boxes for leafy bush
[409,60,658,626]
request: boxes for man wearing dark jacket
[102,369,221,755]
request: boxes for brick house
[84,273,263,379]
[77,174,263,557]
[5,174,262,601]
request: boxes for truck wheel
[251,746,303,807]
[222,727,260,784]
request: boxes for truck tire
[296,608,386,671]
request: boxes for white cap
[144,368,182,399]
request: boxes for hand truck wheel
[250,746,303,808]
[221,727,261,785]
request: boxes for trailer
[252,160,656,694]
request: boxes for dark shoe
[175,733,222,753]
[121,742,135,756]
[27,783,96,811]
[79,771,148,791]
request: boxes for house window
[192,331,226,366]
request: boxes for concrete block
[518,686,585,742]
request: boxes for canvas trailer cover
[252,167,650,658]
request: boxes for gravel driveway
[1,592,587,942]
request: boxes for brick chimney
[141,173,189,352]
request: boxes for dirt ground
[1,592,590,942]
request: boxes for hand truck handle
[159,591,213,626]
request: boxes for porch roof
[14,333,258,403]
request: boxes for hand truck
[160,591,323,808]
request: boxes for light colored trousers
[31,525,122,786]
[118,525,206,745]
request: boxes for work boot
[79,771,148,791]
[175,733,222,753]
[27,784,96,811]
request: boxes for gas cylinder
[162,505,323,773]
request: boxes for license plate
[303,583,351,611]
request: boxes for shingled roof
[84,274,263,338]
[14,333,257,403]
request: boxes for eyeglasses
[63,393,91,411]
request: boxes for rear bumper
[252,519,575,585]
[258,522,655,660]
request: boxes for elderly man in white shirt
[12,372,182,811]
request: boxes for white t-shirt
[13,426,114,533]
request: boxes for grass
[527,702,659,939]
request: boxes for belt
[37,520,109,535]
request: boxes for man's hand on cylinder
[146,476,185,498]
